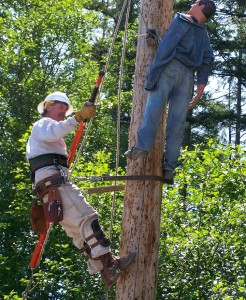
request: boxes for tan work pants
[35,166,110,274]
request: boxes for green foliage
[158,140,246,299]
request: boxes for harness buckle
[53,158,58,165]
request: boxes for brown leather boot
[99,252,136,289]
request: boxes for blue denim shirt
[145,13,214,90]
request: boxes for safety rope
[22,270,37,300]
[109,0,132,241]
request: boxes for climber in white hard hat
[37,91,73,116]
[26,91,136,289]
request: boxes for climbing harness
[29,154,68,174]
[34,174,66,195]
[29,154,68,183]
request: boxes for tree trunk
[116,1,174,299]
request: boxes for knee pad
[91,219,111,247]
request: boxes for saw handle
[29,221,51,270]
[68,69,105,165]
[88,69,105,103]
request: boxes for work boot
[124,146,148,160]
[163,169,174,185]
[99,252,136,289]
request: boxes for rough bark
[116,1,174,299]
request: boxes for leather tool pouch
[43,186,63,222]
[30,200,47,234]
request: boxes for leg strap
[91,219,111,247]
[81,241,92,258]
[79,219,110,255]
[80,229,109,254]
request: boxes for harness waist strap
[29,154,68,173]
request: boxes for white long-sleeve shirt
[26,116,78,160]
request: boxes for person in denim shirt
[125,0,216,184]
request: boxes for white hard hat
[37,91,73,116]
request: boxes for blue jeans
[137,59,194,171]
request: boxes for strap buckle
[53,158,58,165]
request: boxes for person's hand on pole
[75,101,96,122]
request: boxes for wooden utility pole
[116,1,174,299]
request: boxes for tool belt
[29,153,69,174]
[33,174,66,223]
[34,174,66,197]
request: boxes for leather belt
[34,174,66,194]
